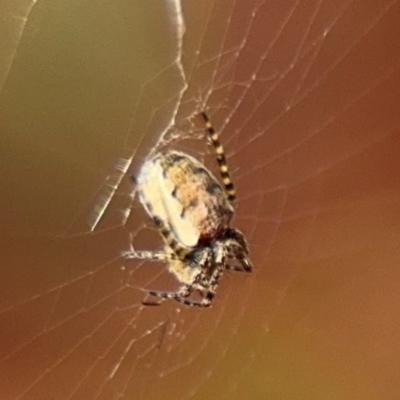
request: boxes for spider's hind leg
[200,112,236,203]
[147,284,191,303]
[153,216,190,260]
[122,249,179,262]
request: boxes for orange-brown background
[0,1,399,399]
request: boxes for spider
[123,112,252,307]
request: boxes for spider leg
[189,242,226,307]
[145,247,216,308]
[151,279,213,307]
[141,285,191,307]
[153,216,190,259]
[122,249,180,261]
[148,284,191,300]
[200,112,236,203]
[225,254,253,272]
[239,255,253,272]
[222,233,253,272]
[123,217,190,261]
[130,176,190,260]
[146,284,214,307]
[143,272,215,307]
[174,292,213,307]
[122,234,181,261]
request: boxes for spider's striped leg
[175,292,213,307]
[223,230,253,272]
[122,217,188,261]
[148,284,191,301]
[153,216,190,259]
[142,269,214,307]
[147,285,213,307]
[122,227,181,261]
[143,294,212,308]
[200,111,236,203]
[122,249,179,261]
[132,172,189,259]
[146,252,206,300]
[142,284,192,307]
[192,242,226,307]
[238,254,253,272]
[225,245,253,272]
[152,283,213,307]
[147,248,214,307]
[225,256,253,272]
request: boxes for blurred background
[1,1,400,399]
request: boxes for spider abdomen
[136,150,233,248]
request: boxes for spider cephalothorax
[123,112,252,307]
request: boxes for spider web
[1,1,400,399]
